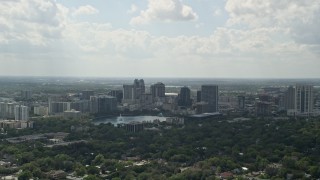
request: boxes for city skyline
[0,0,319,78]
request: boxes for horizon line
[0,75,320,80]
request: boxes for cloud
[0,0,319,78]
[0,0,68,45]
[225,0,320,44]
[127,4,138,14]
[213,8,222,16]
[72,5,99,17]
[130,0,198,25]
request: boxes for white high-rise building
[122,79,145,104]
[295,85,314,116]
[14,105,29,121]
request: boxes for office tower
[7,103,16,119]
[123,84,135,101]
[109,90,123,103]
[82,90,94,100]
[284,86,295,110]
[140,93,153,107]
[238,95,245,109]
[151,82,165,98]
[255,101,271,116]
[295,85,314,116]
[201,85,218,113]
[197,90,202,102]
[21,90,32,100]
[277,93,285,111]
[123,79,146,104]
[70,100,90,113]
[0,102,16,119]
[178,86,192,107]
[49,102,70,114]
[0,102,5,119]
[133,79,145,99]
[98,96,117,113]
[90,96,99,113]
[258,94,271,102]
[14,105,29,120]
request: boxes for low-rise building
[34,106,49,116]
[166,117,184,125]
[125,121,144,132]
[64,109,81,119]
[0,120,33,129]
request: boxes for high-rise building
[140,93,153,108]
[0,103,17,119]
[284,86,295,110]
[123,79,146,104]
[238,95,245,109]
[14,105,29,121]
[178,86,192,107]
[49,102,70,114]
[123,84,135,102]
[82,90,94,100]
[255,101,271,116]
[133,79,145,99]
[151,82,165,98]
[196,90,202,102]
[201,85,218,113]
[21,90,32,100]
[97,96,117,113]
[90,96,99,113]
[70,100,90,113]
[109,90,123,103]
[258,94,271,102]
[295,85,314,116]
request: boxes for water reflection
[93,115,167,125]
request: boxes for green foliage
[1,116,320,179]
[18,170,33,180]
[87,166,100,175]
[84,174,101,180]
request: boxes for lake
[93,115,168,125]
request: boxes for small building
[166,117,184,125]
[125,121,144,132]
[189,112,222,120]
[34,106,49,116]
[63,109,81,119]
[46,170,67,180]
[220,171,233,179]
[0,120,33,129]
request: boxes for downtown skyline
[0,0,319,78]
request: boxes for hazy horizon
[0,1,319,78]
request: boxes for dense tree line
[0,116,319,179]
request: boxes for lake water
[93,115,168,125]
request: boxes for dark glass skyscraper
[178,86,192,107]
[151,82,165,98]
[201,85,218,112]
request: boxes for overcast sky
[0,0,319,78]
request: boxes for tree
[18,170,33,180]
[92,154,105,166]
[75,165,87,176]
[84,174,101,180]
[87,166,100,175]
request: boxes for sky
[0,0,319,78]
